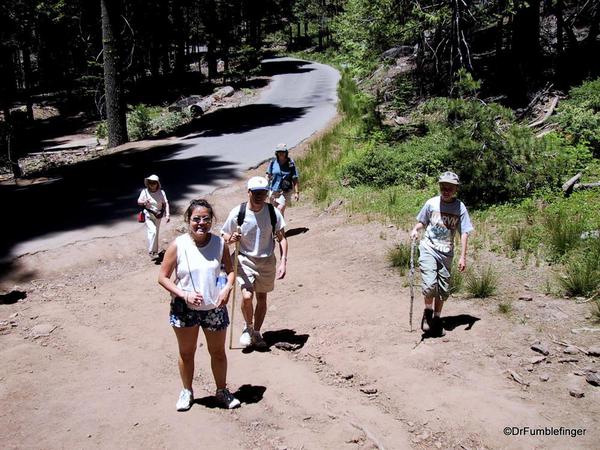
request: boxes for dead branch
[350,422,386,450]
[535,123,559,137]
[549,335,589,355]
[528,96,559,128]
[516,83,552,120]
[508,370,529,386]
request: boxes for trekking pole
[409,238,416,332]
[228,226,241,350]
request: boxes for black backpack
[237,201,277,236]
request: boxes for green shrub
[505,225,526,252]
[498,301,512,314]
[544,210,583,257]
[448,262,464,295]
[95,121,107,139]
[554,77,600,154]
[151,110,191,135]
[591,298,600,323]
[387,241,414,275]
[414,98,592,207]
[465,266,498,298]
[127,104,153,140]
[340,130,450,188]
[560,257,599,297]
[312,178,331,203]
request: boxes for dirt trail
[1,161,599,449]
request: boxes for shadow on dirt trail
[416,314,481,344]
[195,384,267,409]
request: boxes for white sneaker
[251,330,267,348]
[215,388,241,409]
[176,388,193,411]
[239,328,252,348]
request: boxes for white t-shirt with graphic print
[416,196,474,255]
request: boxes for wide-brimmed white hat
[144,174,160,187]
[247,176,269,191]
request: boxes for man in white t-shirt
[221,176,288,349]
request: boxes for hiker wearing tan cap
[410,171,474,337]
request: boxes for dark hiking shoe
[215,388,241,409]
[251,330,267,349]
[432,317,446,337]
[421,309,433,332]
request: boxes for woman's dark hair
[184,199,216,222]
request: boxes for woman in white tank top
[158,199,240,410]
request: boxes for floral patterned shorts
[169,297,230,331]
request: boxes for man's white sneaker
[176,388,193,411]
[239,328,252,348]
[215,388,241,409]
[251,330,267,348]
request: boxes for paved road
[4,57,340,260]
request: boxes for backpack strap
[237,201,277,237]
[268,158,275,174]
[237,202,247,227]
[267,202,277,236]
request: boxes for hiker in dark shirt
[266,143,300,217]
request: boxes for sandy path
[1,167,599,449]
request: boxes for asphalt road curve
[3,57,340,260]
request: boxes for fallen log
[562,172,582,196]
[167,95,204,113]
[574,181,600,190]
[189,97,214,117]
[212,86,234,100]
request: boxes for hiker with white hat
[410,171,474,337]
[221,176,288,349]
[266,143,300,217]
[138,174,170,260]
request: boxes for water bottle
[216,264,228,291]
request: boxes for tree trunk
[22,46,34,122]
[172,0,185,76]
[511,0,541,70]
[100,0,128,147]
[207,39,217,80]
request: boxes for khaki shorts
[236,253,276,293]
[269,190,293,207]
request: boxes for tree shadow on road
[261,58,315,76]
[1,140,239,275]
[182,104,307,139]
